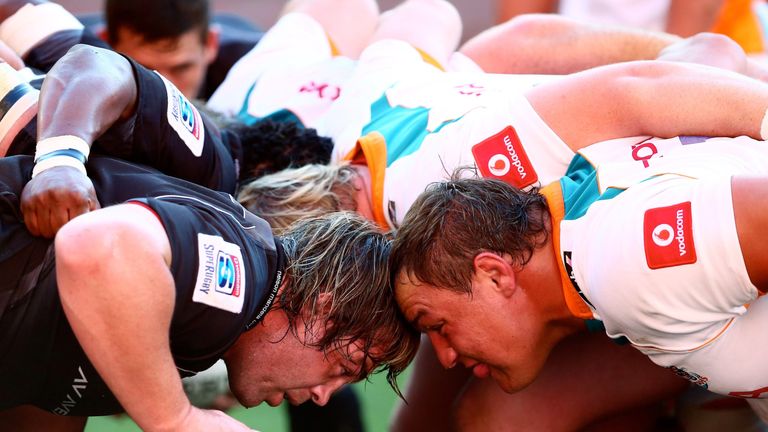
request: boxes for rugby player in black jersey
[0,43,333,238]
[0,154,418,430]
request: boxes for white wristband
[31,154,87,178]
[35,135,90,162]
[0,3,84,57]
[761,108,768,141]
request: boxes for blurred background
[57,0,496,41]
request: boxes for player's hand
[20,166,101,238]
[178,407,258,431]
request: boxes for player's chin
[228,387,263,408]
[493,367,537,394]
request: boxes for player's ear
[203,25,220,64]
[473,252,516,297]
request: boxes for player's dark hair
[105,0,210,44]
[391,169,550,293]
[231,119,334,184]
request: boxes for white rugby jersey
[208,13,483,132]
[335,70,572,229]
[207,13,355,127]
[547,136,768,398]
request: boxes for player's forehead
[115,26,203,58]
[327,338,378,376]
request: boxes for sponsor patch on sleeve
[193,233,245,313]
[643,202,697,269]
[157,71,205,156]
[471,126,538,189]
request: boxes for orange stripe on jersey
[540,182,594,320]
[414,47,446,72]
[326,33,340,57]
[636,318,735,352]
[342,132,389,230]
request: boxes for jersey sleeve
[207,12,334,116]
[95,58,239,193]
[129,194,277,373]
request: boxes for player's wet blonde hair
[280,212,419,395]
[237,164,360,235]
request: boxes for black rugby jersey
[96,57,241,193]
[23,29,110,73]
[0,156,284,415]
[4,56,242,194]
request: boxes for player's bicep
[732,175,768,293]
[55,202,172,274]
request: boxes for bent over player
[391,137,768,425]
[0,155,417,430]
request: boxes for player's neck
[351,164,375,222]
[517,224,585,336]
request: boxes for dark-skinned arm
[21,44,136,237]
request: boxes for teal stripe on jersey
[362,94,462,166]
[237,82,259,124]
[236,83,306,128]
[560,154,626,220]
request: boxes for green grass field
[85,369,410,431]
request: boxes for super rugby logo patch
[471,126,538,189]
[193,233,245,313]
[157,71,205,157]
[643,202,697,269]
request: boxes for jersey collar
[342,131,389,230]
[540,182,594,320]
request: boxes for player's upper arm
[526,60,766,149]
[731,176,768,293]
[55,202,172,278]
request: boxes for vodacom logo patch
[651,224,674,247]
[472,126,538,189]
[643,202,697,269]
[488,154,511,177]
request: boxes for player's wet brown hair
[391,170,550,294]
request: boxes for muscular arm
[56,204,251,431]
[55,204,187,430]
[38,44,136,143]
[526,60,768,150]
[732,176,768,292]
[460,14,680,74]
[24,44,238,237]
[19,45,135,237]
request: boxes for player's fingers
[36,208,55,239]
[23,207,41,237]
[47,207,72,237]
